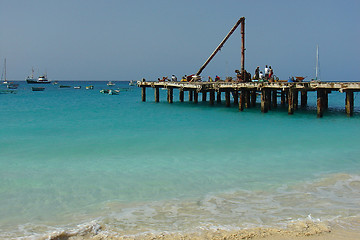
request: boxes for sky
[0,0,359,81]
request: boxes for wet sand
[46,220,360,240]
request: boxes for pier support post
[233,91,239,105]
[293,90,298,109]
[154,87,160,102]
[266,89,271,110]
[345,90,354,117]
[239,89,245,111]
[261,89,269,113]
[141,86,146,102]
[251,90,257,107]
[288,88,295,115]
[272,90,277,108]
[281,90,286,106]
[189,90,193,102]
[202,91,207,102]
[167,87,173,103]
[217,91,222,103]
[194,91,198,103]
[225,90,231,107]
[179,89,184,102]
[209,90,215,105]
[301,90,307,108]
[317,89,325,118]
[245,90,251,108]
[324,90,329,110]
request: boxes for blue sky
[0,0,359,81]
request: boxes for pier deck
[138,81,360,117]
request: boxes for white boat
[107,81,115,86]
[26,73,51,84]
[129,80,136,86]
[1,58,8,84]
[311,45,321,82]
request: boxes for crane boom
[196,17,245,76]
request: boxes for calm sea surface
[1,81,360,238]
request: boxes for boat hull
[26,79,51,84]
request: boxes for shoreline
[45,220,360,240]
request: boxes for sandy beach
[45,219,360,240]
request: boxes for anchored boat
[26,73,51,84]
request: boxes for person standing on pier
[268,66,273,80]
[259,71,264,80]
[265,65,269,79]
[254,66,260,80]
[171,75,177,82]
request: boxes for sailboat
[311,45,321,82]
[1,58,8,84]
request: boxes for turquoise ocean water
[1,81,360,238]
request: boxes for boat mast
[4,58,6,82]
[315,45,320,80]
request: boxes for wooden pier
[138,81,360,117]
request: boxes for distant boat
[86,85,94,90]
[7,83,19,89]
[32,87,45,91]
[129,80,136,86]
[74,86,81,89]
[59,85,71,88]
[100,89,119,95]
[1,58,8,84]
[311,45,321,82]
[26,73,51,84]
[25,68,36,83]
[107,81,115,86]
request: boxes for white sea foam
[2,172,359,239]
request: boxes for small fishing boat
[0,89,16,94]
[100,89,120,95]
[86,85,94,90]
[129,80,136,86]
[74,86,81,89]
[32,87,45,91]
[100,89,109,94]
[107,81,115,86]
[7,83,19,89]
[59,85,71,88]
[108,89,119,95]
[295,76,306,82]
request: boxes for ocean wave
[3,172,360,239]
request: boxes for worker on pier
[171,75,177,82]
[268,66,273,79]
[208,76,213,82]
[215,75,220,82]
[254,66,260,80]
[235,70,242,81]
[265,65,269,79]
[259,71,264,80]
